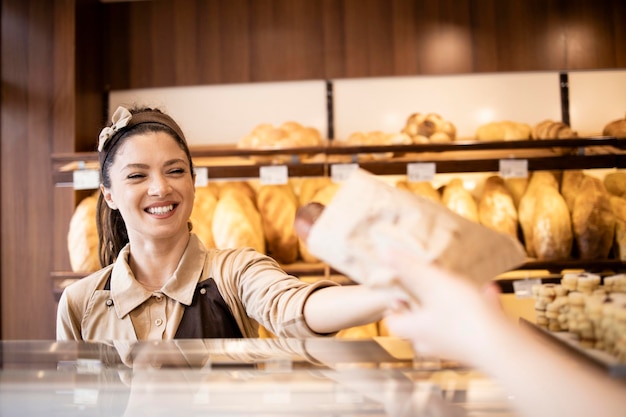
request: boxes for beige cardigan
[57,234,337,341]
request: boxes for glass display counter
[0,337,516,416]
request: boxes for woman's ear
[100,184,118,210]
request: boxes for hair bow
[98,106,133,151]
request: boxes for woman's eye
[168,168,186,175]
[127,173,145,180]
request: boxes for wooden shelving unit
[51,136,626,294]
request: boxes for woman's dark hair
[96,107,194,267]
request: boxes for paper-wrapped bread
[301,169,526,291]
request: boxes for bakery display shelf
[520,318,626,378]
[51,137,626,184]
[52,258,626,300]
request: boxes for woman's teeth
[147,205,174,215]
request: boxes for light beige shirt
[57,234,338,341]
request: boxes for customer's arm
[381,245,626,417]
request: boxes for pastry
[532,119,577,139]
[402,112,457,143]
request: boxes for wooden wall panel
[1,0,74,339]
[101,0,626,90]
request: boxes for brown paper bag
[306,169,526,289]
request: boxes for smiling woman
[56,106,390,342]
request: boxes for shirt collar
[110,234,207,318]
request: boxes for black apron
[104,276,243,339]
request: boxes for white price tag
[331,163,359,183]
[407,162,436,182]
[194,167,209,187]
[73,169,100,190]
[513,279,542,299]
[499,159,528,178]
[260,165,288,185]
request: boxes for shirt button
[155,294,163,302]
[200,288,207,295]
[155,318,163,326]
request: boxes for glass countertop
[0,338,516,416]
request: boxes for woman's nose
[148,174,172,196]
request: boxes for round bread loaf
[67,192,101,272]
[603,113,626,138]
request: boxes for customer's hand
[378,241,508,364]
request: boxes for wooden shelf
[51,137,626,184]
[51,137,626,291]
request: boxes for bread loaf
[518,172,572,259]
[603,113,626,138]
[475,121,532,141]
[212,190,265,253]
[402,112,457,143]
[478,176,519,239]
[570,175,615,259]
[298,182,341,263]
[218,181,256,204]
[67,192,101,272]
[532,119,577,139]
[190,186,218,249]
[532,186,573,260]
[609,196,626,260]
[395,180,441,203]
[604,171,626,198]
[505,177,528,209]
[442,178,479,222]
[561,170,586,212]
[298,177,333,207]
[256,184,299,264]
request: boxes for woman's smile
[145,203,177,216]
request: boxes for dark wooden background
[1,0,625,339]
[101,0,626,89]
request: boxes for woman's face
[100,131,195,244]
